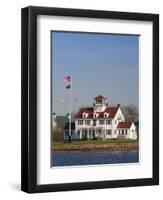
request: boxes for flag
[66,84,71,89]
[64,75,71,83]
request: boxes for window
[125,129,127,135]
[97,100,102,104]
[117,115,122,121]
[65,131,69,137]
[85,120,90,125]
[78,120,83,125]
[83,112,88,118]
[78,130,80,136]
[93,119,96,126]
[104,112,109,118]
[93,113,98,118]
[89,129,92,137]
[82,129,87,139]
[106,130,111,135]
[122,129,124,135]
[106,120,111,125]
[99,120,105,125]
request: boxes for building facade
[64,95,137,140]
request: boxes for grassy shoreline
[52,139,138,152]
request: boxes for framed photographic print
[21,6,159,193]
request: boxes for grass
[52,139,138,147]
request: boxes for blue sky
[52,31,139,115]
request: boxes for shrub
[52,128,64,141]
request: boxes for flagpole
[69,77,72,143]
[64,75,72,143]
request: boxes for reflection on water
[52,151,139,167]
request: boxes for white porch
[77,128,113,140]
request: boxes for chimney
[117,104,120,107]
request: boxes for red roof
[75,106,119,119]
[117,122,133,129]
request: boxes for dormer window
[82,112,88,118]
[104,112,109,118]
[93,113,98,118]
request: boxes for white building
[64,95,137,140]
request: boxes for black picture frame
[21,6,159,193]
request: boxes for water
[52,151,139,167]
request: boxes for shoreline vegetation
[52,139,138,152]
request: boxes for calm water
[52,151,139,167]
